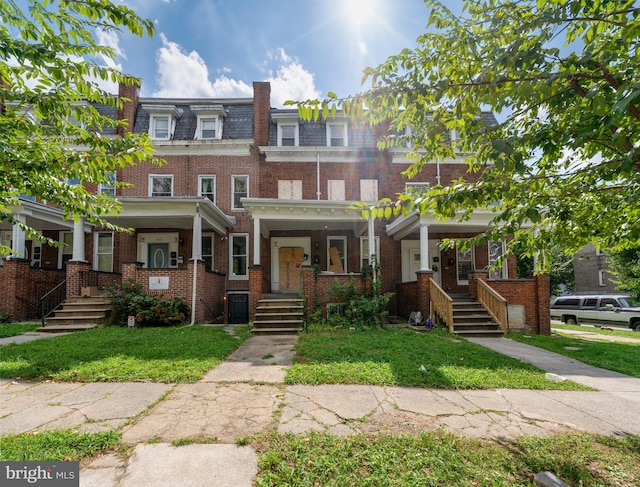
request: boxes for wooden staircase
[450,294,504,338]
[252,297,304,335]
[38,296,112,333]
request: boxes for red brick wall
[487,279,539,334]
[253,81,271,146]
[395,281,418,320]
[301,267,371,317]
[118,79,139,136]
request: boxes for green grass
[0,430,120,462]
[286,327,588,390]
[553,323,640,340]
[0,325,251,383]
[254,431,640,487]
[512,331,640,379]
[0,323,40,338]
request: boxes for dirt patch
[353,411,441,435]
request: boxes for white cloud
[152,38,319,105]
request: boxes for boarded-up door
[279,247,304,292]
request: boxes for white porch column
[253,217,261,266]
[72,217,86,262]
[191,211,202,260]
[419,223,430,271]
[10,213,26,259]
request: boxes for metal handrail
[40,276,70,325]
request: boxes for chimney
[253,81,271,146]
[117,79,140,136]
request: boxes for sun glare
[344,0,379,27]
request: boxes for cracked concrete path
[0,380,169,435]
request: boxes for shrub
[107,280,190,327]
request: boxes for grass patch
[286,328,587,390]
[0,325,250,383]
[253,431,640,486]
[0,323,41,338]
[512,332,640,379]
[0,430,120,462]
[553,323,640,340]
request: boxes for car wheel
[634,323,640,332]
[565,317,577,325]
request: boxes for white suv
[550,295,640,331]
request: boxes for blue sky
[107,0,432,106]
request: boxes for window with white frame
[360,179,378,202]
[278,123,299,146]
[327,236,347,272]
[360,236,380,269]
[232,175,248,210]
[457,243,474,285]
[197,116,220,139]
[278,180,302,199]
[202,234,214,271]
[327,180,345,201]
[230,234,248,279]
[99,171,116,197]
[150,115,170,140]
[598,269,606,286]
[488,240,507,280]
[405,182,430,196]
[94,232,114,272]
[327,122,347,147]
[149,175,174,197]
[198,175,216,203]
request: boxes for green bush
[107,280,190,327]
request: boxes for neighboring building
[0,81,550,333]
[574,244,617,294]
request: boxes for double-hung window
[230,234,248,279]
[143,104,180,140]
[278,123,299,146]
[99,171,116,197]
[327,122,348,147]
[202,234,214,271]
[149,175,173,197]
[151,115,170,139]
[95,232,114,272]
[192,105,226,140]
[199,175,216,203]
[232,175,248,210]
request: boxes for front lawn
[553,323,640,340]
[254,431,640,487]
[0,325,251,383]
[0,323,41,338]
[286,327,588,390]
[511,331,640,379]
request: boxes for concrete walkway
[2,331,639,487]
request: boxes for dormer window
[327,122,348,147]
[142,104,181,140]
[278,123,299,146]
[192,105,226,140]
[151,115,170,139]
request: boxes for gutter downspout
[316,150,321,200]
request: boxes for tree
[609,247,640,303]
[292,0,640,271]
[0,0,158,253]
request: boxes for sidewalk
[2,332,639,487]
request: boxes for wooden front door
[279,247,304,292]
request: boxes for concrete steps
[252,298,304,335]
[38,296,112,333]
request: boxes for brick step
[45,315,108,326]
[50,310,109,318]
[251,327,302,335]
[253,320,304,328]
[255,313,303,321]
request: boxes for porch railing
[477,279,508,334]
[40,276,69,325]
[430,278,454,332]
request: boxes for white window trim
[326,121,348,147]
[94,231,114,273]
[195,115,222,140]
[143,104,181,140]
[488,240,507,280]
[360,236,380,269]
[58,231,73,269]
[277,122,299,146]
[198,175,216,204]
[232,175,249,211]
[456,242,474,285]
[229,233,249,280]
[150,114,171,140]
[99,171,117,196]
[137,232,179,269]
[327,236,347,272]
[149,174,174,197]
[598,269,606,286]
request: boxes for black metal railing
[40,277,69,325]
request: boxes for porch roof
[386,208,508,240]
[2,199,93,233]
[107,197,235,234]
[241,198,368,238]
